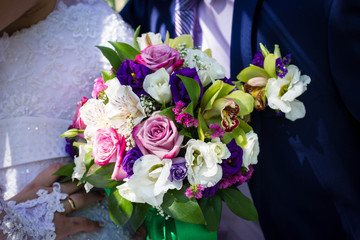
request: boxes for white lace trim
[0,183,68,240]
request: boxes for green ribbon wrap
[105,188,217,239]
[145,207,217,240]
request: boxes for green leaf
[85,163,119,188]
[178,75,201,116]
[236,65,270,83]
[133,26,141,51]
[238,118,253,133]
[274,44,281,59]
[219,187,258,221]
[109,188,133,225]
[164,31,170,45]
[101,70,116,82]
[259,43,270,57]
[52,163,75,177]
[263,53,276,78]
[222,125,247,147]
[84,150,94,172]
[59,176,72,183]
[109,42,140,62]
[199,195,222,232]
[204,48,212,58]
[197,108,208,141]
[161,188,205,225]
[178,128,193,139]
[127,203,150,232]
[158,106,176,121]
[96,46,122,72]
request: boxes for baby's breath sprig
[140,94,158,117]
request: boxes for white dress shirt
[196,1,265,239]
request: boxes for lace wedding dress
[0,0,134,239]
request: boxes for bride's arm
[0,163,104,240]
[0,0,56,35]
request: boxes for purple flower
[220,77,235,86]
[221,139,243,178]
[122,146,143,177]
[283,54,292,66]
[169,68,203,106]
[203,182,220,198]
[116,59,150,97]
[65,138,76,159]
[252,52,264,68]
[275,57,288,78]
[169,157,188,182]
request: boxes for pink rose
[134,43,184,74]
[92,128,127,181]
[91,77,108,99]
[70,97,87,138]
[133,114,184,159]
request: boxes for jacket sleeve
[328,0,360,123]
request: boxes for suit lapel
[230,0,260,80]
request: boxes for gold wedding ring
[67,197,76,210]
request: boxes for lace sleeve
[0,183,68,240]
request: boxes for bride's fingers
[54,214,103,239]
[65,217,103,236]
[59,180,83,195]
[31,162,68,187]
[62,191,105,215]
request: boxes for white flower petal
[117,181,145,203]
[80,99,109,141]
[105,78,146,136]
[185,139,223,187]
[143,68,172,103]
[118,155,181,206]
[242,131,259,169]
[285,99,306,121]
[137,32,162,50]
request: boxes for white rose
[183,49,226,87]
[137,32,162,50]
[72,145,93,193]
[185,139,223,187]
[266,65,311,121]
[117,155,182,206]
[143,68,172,103]
[242,131,260,169]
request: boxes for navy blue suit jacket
[121,1,360,239]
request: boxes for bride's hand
[9,163,105,240]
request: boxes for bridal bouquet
[57,28,310,237]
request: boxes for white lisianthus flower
[185,139,223,187]
[72,145,93,193]
[117,155,182,206]
[208,138,231,161]
[143,68,172,104]
[105,78,146,136]
[242,131,260,170]
[266,65,311,121]
[137,32,162,50]
[182,49,226,87]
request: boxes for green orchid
[198,80,254,145]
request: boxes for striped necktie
[174,0,198,37]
